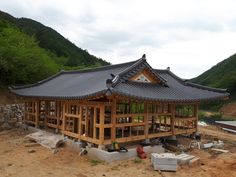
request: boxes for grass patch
[133,157,142,164]
[111,166,119,171]
[90,159,103,166]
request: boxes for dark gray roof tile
[10,58,229,101]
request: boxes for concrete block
[87,145,164,163]
[153,164,177,171]
[151,153,177,171]
[188,157,199,167]
[151,153,177,165]
[201,143,213,149]
[176,153,196,165]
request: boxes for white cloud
[1,0,236,78]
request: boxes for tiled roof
[10,57,229,102]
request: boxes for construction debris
[211,148,229,153]
[201,140,224,149]
[25,131,66,149]
[212,140,224,148]
[151,153,177,172]
[28,149,36,153]
[198,121,208,127]
[201,142,214,149]
[188,157,200,167]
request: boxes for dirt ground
[0,126,236,177]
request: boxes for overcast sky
[1,0,236,78]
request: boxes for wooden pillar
[62,102,66,134]
[171,104,175,135]
[194,103,199,131]
[93,107,97,139]
[35,100,39,128]
[99,105,105,145]
[85,107,89,137]
[144,102,149,139]
[78,105,82,138]
[56,101,60,128]
[24,101,27,123]
[111,98,116,142]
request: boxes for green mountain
[0,19,60,85]
[0,11,109,86]
[0,10,109,67]
[192,53,236,100]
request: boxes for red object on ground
[136,145,147,159]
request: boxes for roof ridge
[155,69,228,93]
[115,58,144,76]
[185,82,228,93]
[9,71,64,90]
[10,59,140,90]
[62,59,139,74]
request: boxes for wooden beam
[148,131,172,139]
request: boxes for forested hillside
[0,19,60,85]
[0,11,109,67]
[192,53,236,100]
[0,11,109,86]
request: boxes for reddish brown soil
[0,88,20,105]
[221,103,236,117]
[0,127,236,177]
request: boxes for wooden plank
[64,130,79,138]
[174,128,196,135]
[80,135,100,144]
[116,135,146,143]
[175,117,197,121]
[115,122,145,127]
[211,148,229,153]
[104,124,113,128]
[46,123,58,129]
[148,131,172,139]
[25,120,36,125]
[64,113,80,118]
[25,112,37,116]
[116,113,146,118]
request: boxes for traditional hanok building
[10,55,229,147]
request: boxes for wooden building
[11,55,229,147]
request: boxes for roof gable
[130,68,160,83]
[110,54,167,86]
